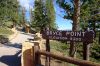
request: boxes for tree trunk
[99,32,100,44]
[12,20,16,28]
[22,7,27,32]
[93,21,96,38]
[73,0,80,31]
[69,0,80,57]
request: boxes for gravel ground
[0,31,34,66]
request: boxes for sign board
[42,30,94,43]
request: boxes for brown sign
[42,30,94,43]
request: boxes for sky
[19,0,72,30]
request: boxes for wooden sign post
[83,43,90,60]
[42,29,94,63]
[82,30,94,60]
[43,28,50,66]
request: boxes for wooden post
[83,42,90,60]
[45,27,50,66]
[33,42,41,66]
[45,39,50,66]
[82,29,94,60]
[46,39,50,52]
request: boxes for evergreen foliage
[32,0,56,31]
[0,0,19,26]
[45,0,56,29]
[80,0,100,30]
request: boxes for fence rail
[33,45,100,66]
[37,50,100,66]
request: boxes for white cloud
[18,0,33,11]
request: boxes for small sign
[42,30,94,43]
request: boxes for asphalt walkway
[0,30,34,66]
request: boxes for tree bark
[69,0,80,58]
[73,0,80,31]
[22,7,27,32]
[99,32,100,44]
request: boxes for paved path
[0,31,34,66]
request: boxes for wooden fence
[33,44,100,66]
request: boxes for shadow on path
[4,42,22,49]
[0,50,21,66]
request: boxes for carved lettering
[77,32,81,36]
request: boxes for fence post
[33,42,41,66]
[83,42,90,60]
[45,39,50,66]
[45,27,50,66]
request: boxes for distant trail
[10,32,34,44]
[0,30,34,66]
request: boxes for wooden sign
[42,30,94,43]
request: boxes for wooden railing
[33,44,100,66]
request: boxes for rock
[0,35,9,44]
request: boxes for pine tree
[80,0,100,30]
[57,0,81,57]
[57,0,100,60]
[32,0,46,31]
[32,0,56,31]
[57,0,81,31]
[0,0,19,27]
[45,0,56,29]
